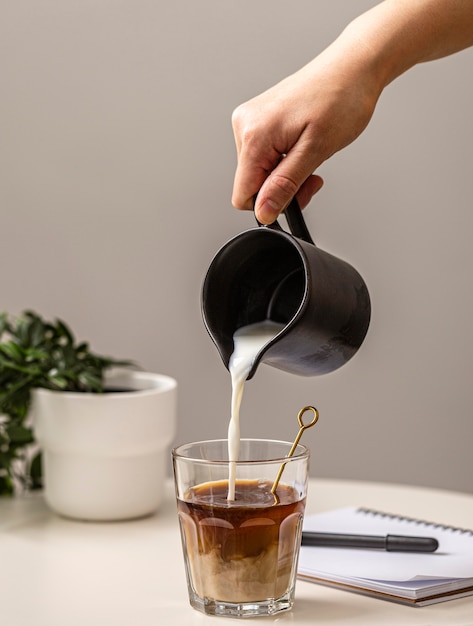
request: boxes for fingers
[251,142,324,223]
[231,96,325,222]
[231,129,324,222]
[296,174,324,210]
[231,160,275,213]
[255,174,324,224]
[232,149,324,224]
[231,121,283,212]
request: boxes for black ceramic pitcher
[201,197,371,379]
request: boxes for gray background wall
[1,1,472,493]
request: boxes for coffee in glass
[172,439,309,617]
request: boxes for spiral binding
[357,507,473,536]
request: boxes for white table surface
[2,478,473,626]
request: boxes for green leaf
[6,424,34,444]
[0,312,8,337]
[0,357,42,376]
[55,319,74,345]
[78,371,103,392]
[75,342,89,358]
[0,474,14,496]
[0,450,18,466]
[24,347,49,362]
[0,431,9,448]
[0,341,25,363]
[61,343,76,367]
[29,452,43,490]
[31,319,46,346]
[47,375,69,389]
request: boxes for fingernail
[256,199,281,224]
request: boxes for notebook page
[298,507,473,583]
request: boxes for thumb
[254,151,320,224]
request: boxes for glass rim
[172,438,310,465]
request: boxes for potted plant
[0,311,177,520]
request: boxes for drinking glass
[172,438,310,618]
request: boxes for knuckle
[231,103,249,131]
[270,173,299,199]
[232,105,262,140]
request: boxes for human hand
[232,0,473,225]
[232,49,381,224]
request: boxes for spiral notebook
[297,507,473,606]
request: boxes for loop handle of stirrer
[271,406,319,495]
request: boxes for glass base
[189,590,294,618]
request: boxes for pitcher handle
[283,196,314,244]
[254,195,314,245]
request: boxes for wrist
[336,9,417,93]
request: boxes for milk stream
[227,320,285,501]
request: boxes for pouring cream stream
[227,320,285,501]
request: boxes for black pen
[301,531,439,553]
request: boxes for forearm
[336,0,473,88]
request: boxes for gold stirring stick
[271,406,319,495]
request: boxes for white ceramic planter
[32,370,177,521]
